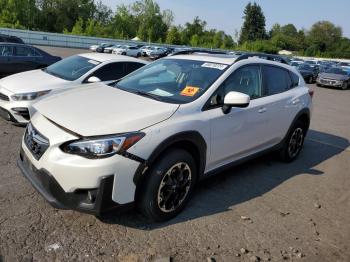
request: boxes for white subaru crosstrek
[18,53,313,221]
[0,53,147,124]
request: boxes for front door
[203,65,271,171]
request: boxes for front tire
[279,120,307,162]
[307,76,313,84]
[341,81,348,90]
[138,149,197,222]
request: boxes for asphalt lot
[0,47,350,261]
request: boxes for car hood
[319,73,348,81]
[0,69,69,94]
[33,83,180,136]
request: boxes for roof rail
[235,52,289,64]
[169,49,228,56]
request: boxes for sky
[101,0,350,39]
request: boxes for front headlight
[11,90,51,101]
[60,132,145,159]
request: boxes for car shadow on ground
[98,129,349,229]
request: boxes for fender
[282,108,311,144]
[133,131,207,186]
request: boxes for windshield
[325,68,347,75]
[114,58,228,104]
[45,55,100,81]
[297,64,312,71]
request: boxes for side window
[289,71,300,87]
[263,65,290,95]
[0,45,14,57]
[124,62,144,75]
[208,65,262,108]
[91,62,124,81]
[15,46,36,56]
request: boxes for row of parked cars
[89,42,191,60]
[1,38,316,221]
[290,58,350,90]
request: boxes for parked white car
[89,43,106,52]
[0,53,147,124]
[112,45,142,57]
[144,46,163,57]
[104,45,121,54]
[18,53,313,221]
[148,47,168,59]
[140,45,154,56]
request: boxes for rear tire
[279,120,307,163]
[137,149,197,222]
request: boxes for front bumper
[18,113,143,213]
[0,97,31,124]
[316,79,343,87]
[18,148,133,215]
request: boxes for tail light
[308,89,314,98]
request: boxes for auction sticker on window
[180,86,200,97]
[201,62,227,70]
[88,60,100,65]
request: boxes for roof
[167,53,238,65]
[78,53,148,63]
[167,51,290,66]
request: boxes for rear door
[0,44,15,76]
[261,65,301,143]
[13,45,40,72]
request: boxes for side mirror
[87,76,101,83]
[222,91,250,114]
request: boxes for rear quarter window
[289,71,300,87]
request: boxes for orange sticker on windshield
[180,86,200,97]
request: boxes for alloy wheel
[288,127,304,158]
[157,162,192,213]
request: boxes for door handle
[292,98,300,105]
[258,107,267,113]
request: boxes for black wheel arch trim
[282,108,310,145]
[133,131,207,186]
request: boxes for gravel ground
[0,46,350,261]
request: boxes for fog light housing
[12,107,30,120]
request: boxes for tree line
[1,0,350,58]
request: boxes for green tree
[181,16,206,44]
[131,0,171,42]
[190,34,200,47]
[71,17,84,35]
[166,26,181,45]
[239,2,267,44]
[306,21,342,53]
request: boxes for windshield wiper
[113,85,163,101]
[134,90,163,101]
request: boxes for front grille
[320,78,336,84]
[0,92,9,101]
[24,123,49,160]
